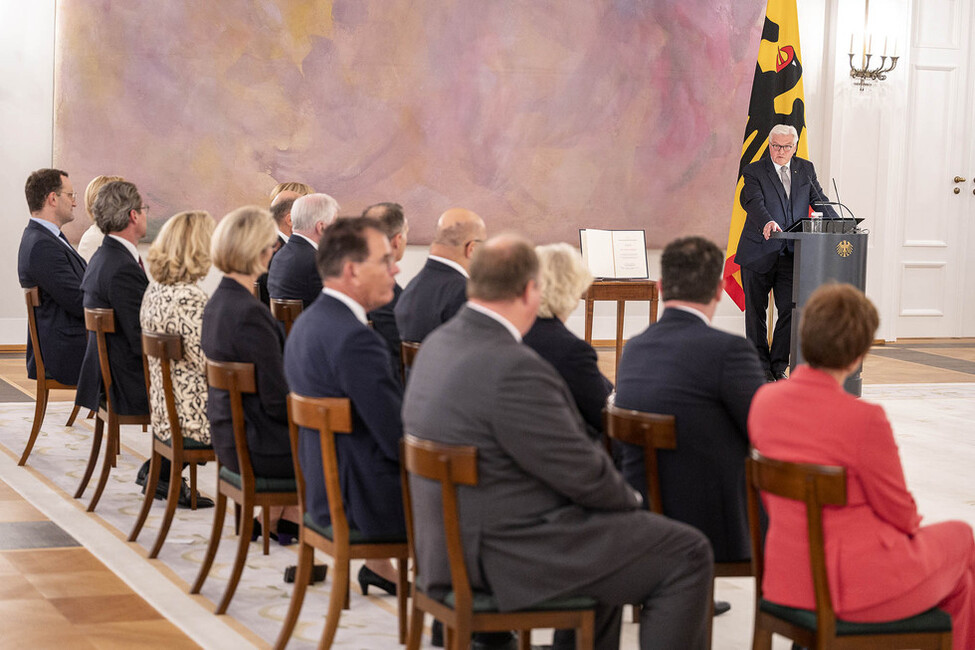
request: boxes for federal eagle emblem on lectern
[836,240,854,258]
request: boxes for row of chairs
[19,287,952,648]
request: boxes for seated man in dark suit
[394,207,485,343]
[268,193,339,307]
[362,202,409,378]
[283,216,406,593]
[256,196,296,305]
[75,180,206,507]
[404,235,713,650]
[615,236,766,615]
[17,168,87,385]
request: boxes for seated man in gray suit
[267,193,339,307]
[394,207,485,343]
[403,234,713,650]
[616,236,767,617]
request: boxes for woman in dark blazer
[523,243,612,441]
[201,206,300,537]
[750,284,974,650]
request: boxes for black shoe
[358,565,396,596]
[283,563,327,584]
[774,370,789,381]
[276,519,299,546]
[431,620,444,647]
[135,462,149,487]
[174,478,214,509]
[714,600,731,616]
[470,632,518,650]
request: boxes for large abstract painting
[55,0,766,246]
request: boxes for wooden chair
[270,299,303,337]
[273,394,409,649]
[603,403,752,638]
[401,434,596,650]
[73,308,151,512]
[128,332,216,557]
[191,360,298,615]
[746,449,953,649]
[399,340,421,384]
[19,287,83,466]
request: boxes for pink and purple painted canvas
[54,0,765,246]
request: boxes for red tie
[138,257,145,272]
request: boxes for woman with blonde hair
[138,210,216,508]
[523,242,612,440]
[202,206,307,556]
[77,174,124,261]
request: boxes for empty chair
[274,393,408,649]
[270,298,303,337]
[19,287,82,466]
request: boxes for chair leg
[396,557,408,644]
[751,626,773,650]
[518,630,531,650]
[74,415,104,498]
[128,450,163,543]
[147,453,182,558]
[215,502,254,615]
[64,403,81,427]
[262,505,271,555]
[87,417,118,512]
[273,542,314,650]
[191,490,227,594]
[189,462,198,510]
[19,386,49,466]
[406,606,425,650]
[318,553,349,650]
[233,502,241,535]
[576,610,595,650]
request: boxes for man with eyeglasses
[18,169,88,386]
[395,207,486,344]
[735,124,837,382]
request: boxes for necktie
[780,166,791,199]
[138,257,145,273]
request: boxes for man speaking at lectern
[735,124,836,381]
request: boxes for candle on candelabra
[884,37,888,56]
[868,34,873,54]
[849,33,854,54]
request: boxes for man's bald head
[433,208,485,247]
[271,190,302,207]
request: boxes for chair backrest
[251,279,261,299]
[24,287,47,380]
[142,331,185,446]
[84,307,117,400]
[270,299,304,336]
[603,403,675,514]
[206,359,258,487]
[746,449,846,638]
[399,341,421,384]
[286,394,353,536]
[401,434,478,611]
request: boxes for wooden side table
[584,280,658,374]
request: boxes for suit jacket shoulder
[394,259,467,342]
[267,236,320,307]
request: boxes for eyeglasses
[465,239,485,248]
[769,143,795,152]
[139,205,150,214]
[58,191,77,200]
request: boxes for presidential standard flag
[723,0,808,309]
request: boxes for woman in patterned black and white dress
[140,211,216,505]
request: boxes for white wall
[0,2,56,345]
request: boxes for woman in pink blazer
[749,284,974,650]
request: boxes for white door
[895,0,975,338]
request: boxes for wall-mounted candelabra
[848,0,898,91]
